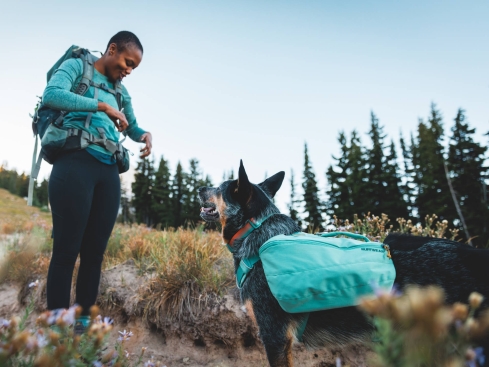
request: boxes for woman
[42,31,152,332]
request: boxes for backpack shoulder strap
[52,49,95,126]
[114,80,123,111]
[73,48,95,96]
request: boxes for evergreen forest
[2,104,488,246]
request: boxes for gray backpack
[28,45,129,206]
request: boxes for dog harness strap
[228,214,276,288]
[296,313,310,342]
[236,255,260,289]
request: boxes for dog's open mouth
[200,204,219,221]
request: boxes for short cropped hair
[106,31,143,54]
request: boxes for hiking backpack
[28,45,129,206]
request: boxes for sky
[1,0,488,212]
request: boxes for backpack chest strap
[90,81,117,95]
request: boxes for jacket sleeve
[42,59,98,112]
[121,85,147,142]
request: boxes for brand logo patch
[361,248,384,253]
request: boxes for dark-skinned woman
[42,31,152,333]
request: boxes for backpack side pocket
[41,124,68,163]
[115,145,130,174]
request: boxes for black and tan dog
[198,161,489,367]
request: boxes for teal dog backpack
[235,230,396,314]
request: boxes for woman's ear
[107,43,117,56]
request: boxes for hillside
[0,188,51,234]
[0,189,358,366]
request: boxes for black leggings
[47,150,120,315]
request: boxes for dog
[198,161,489,367]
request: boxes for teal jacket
[42,58,146,163]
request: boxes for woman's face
[105,43,143,83]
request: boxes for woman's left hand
[140,132,153,158]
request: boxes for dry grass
[0,188,51,233]
[1,223,15,234]
[139,228,233,323]
[98,224,233,325]
[0,226,52,286]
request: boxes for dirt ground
[0,260,371,367]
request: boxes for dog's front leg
[261,332,294,367]
[249,300,295,367]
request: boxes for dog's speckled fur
[198,161,489,367]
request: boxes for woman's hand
[140,132,152,158]
[98,102,128,132]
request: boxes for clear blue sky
[1,0,488,211]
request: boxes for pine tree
[411,104,452,222]
[16,173,29,198]
[132,158,155,225]
[302,143,324,231]
[344,130,369,217]
[447,109,489,246]
[0,165,46,209]
[288,169,301,228]
[325,131,350,219]
[0,163,20,197]
[181,159,208,227]
[364,112,408,219]
[382,140,409,220]
[35,179,49,208]
[119,177,133,224]
[172,162,185,228]
[326,130,369,221]
[152,156,173,228]
[365,112,386,214]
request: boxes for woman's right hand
[98,102,128,132]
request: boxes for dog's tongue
[201,207,213,213]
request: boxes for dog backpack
[256,232,396,313]
[28,45,126,206]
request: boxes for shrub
[359,286,489,367]
[139,227,233,324]
[329,213,460,242]
[0,226,52,286]
[0,301,157,367]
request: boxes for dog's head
[198,160,285,242]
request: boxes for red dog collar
[225,215,274,253]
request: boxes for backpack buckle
[247,218,260,229]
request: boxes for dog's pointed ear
[259,171,285,198]
[235,160,252,203]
